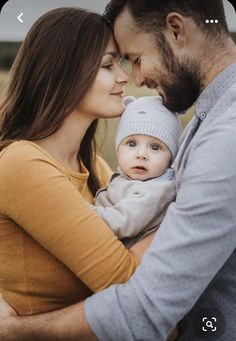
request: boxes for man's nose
[133,69,146,88]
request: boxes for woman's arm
[0,143,153,292]
[0,233,156,341]
[130,232,155,261]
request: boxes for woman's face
[78,36,130,119]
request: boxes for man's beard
[155,37,204,112]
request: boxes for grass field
[0,70,9,95]
[0,70,194,170]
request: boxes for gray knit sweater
[92,169,175,245]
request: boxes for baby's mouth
[132,165,148,171]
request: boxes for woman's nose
[117,66,130,84]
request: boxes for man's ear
[165,12,187,48]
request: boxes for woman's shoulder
[0,140,66,175]
[1,140,47,158]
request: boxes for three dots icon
[205,19,218,23]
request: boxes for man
[1,0,236,340]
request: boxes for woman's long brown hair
[0,7,112,195]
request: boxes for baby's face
[117,134,172,181]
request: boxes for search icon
[206,320,214,329]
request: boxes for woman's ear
[123,96,135,108]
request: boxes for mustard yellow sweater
[0,141,139,315]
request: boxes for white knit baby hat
[116,96,181,161]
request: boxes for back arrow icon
[17,13,24,23]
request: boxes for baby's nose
[136,151,148,160]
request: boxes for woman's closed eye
[102,63,114,70]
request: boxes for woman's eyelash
[103,64,113,69]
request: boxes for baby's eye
[151,144,160,151]
[128,141,136,147]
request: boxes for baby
[93,96,181,247]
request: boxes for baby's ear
[123,96,135,107]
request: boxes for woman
[0,7,152,316]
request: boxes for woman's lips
[111,91,124,97]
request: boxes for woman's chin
[107,105,124,118]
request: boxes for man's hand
[0,294,18,318]
[0,294,19,341]
[0,295,98,341]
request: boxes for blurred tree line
[0,42,21,70]
[0,32,236,70]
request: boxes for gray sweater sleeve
[92,180,176,238]
[85,115,236,340]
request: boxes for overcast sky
[0,0,235,41]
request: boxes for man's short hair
[104,0,229,39]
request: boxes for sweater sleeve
[0,143,139,292]
[93,180,176,238]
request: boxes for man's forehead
[114,7,137,33]
[117,44,140,60]
[114,8,141,57]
